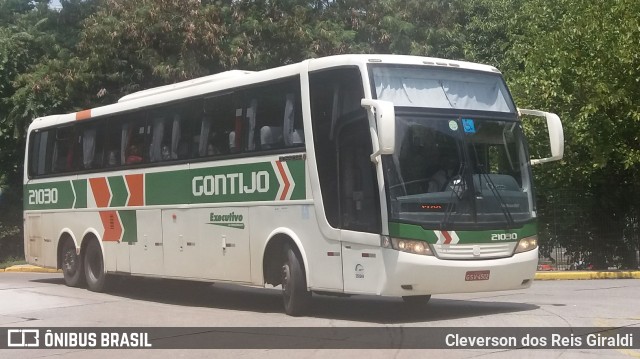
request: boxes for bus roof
[28,54,501,131]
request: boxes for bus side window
[283,92,305,147]
[201,94,233,157]
[80,121,105,169]
[149,111,181,163]
[245,98,257,151]
[169,99,197,160]
[252,79,304,151]
[229,108,243,153]
[253,88,282,151]
[29,130,51,177]
[51,126,77,173]
[103,117,121,167]
[119,114,149,166]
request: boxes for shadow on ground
[32,276,538,324]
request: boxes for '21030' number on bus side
[28,188,58,205]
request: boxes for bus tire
[61,239,85,287]
[84,239,109,292]
[281,244,311,316]
[402,295,431,306]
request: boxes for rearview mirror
[519,109,564,165]
[361,99,395,159]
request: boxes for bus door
[24,213,53,267]
[337,118,385,294]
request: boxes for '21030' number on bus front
[491,233,517,241]
[28,188,58,205]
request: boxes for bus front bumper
[377,247,538,297]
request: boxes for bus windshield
[382,114,534,229]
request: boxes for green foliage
[514,0,640,268]
[0,0,99,260]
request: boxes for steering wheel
[389,179,431,195]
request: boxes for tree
[504,0,640,268]
[0,0,98,261]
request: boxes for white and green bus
[24,54,563,315]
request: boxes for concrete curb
[3,265,61,273]
[534,271,640,280]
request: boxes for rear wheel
[281,244,311,316]
[84,239,109,292]
[61,239,84,287]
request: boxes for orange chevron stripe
[442,230,454,244]
[89,177,111,207]
[125,174,144,206]
[275,161,290,200]
[100,211,122,242]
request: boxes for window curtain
[283,94,295,146]
[150,117,165,162]
[373,67,513,112]
[198,117,211,157]
[171,115,181,159]
[82,128,96,168]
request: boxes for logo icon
[208,212,245,229]
[461,118,476,133]
[473,245,481,257]
[7,329,39,347]
[355,264,365,279]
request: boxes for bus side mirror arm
[519,108,564,165]
[361,99,396,163]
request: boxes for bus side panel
[129,209,163,275]
[341,236,386,295]
[24,214,44,267]
[249,204,344,292]
[162,207,251,282]
[26,210,105,270]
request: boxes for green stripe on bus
[146,161,305,205]
[24,181,75,210]
[108,176,128,207]
[287,160,306,200]
[145,169,194,205]
[72,179,87,208]
[388,221,538,244]
[25,159,306,210]
[119,210,138,243]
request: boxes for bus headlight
[382,236,433,256]
[514,235,538,254]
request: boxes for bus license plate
[465,270,490,281]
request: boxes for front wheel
[61,239,85,287]
[84,239,109,292]
[281,244,311,316]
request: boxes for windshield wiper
[470,145,515,227]
[480,172,515,226]
[441,149,467,230]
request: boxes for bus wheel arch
[262,231,312,316]
[263,231,309,286]
[81,233,109,292]
[57,232,85,287]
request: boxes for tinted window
[310,67,380,232]
[27,76,304,178]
